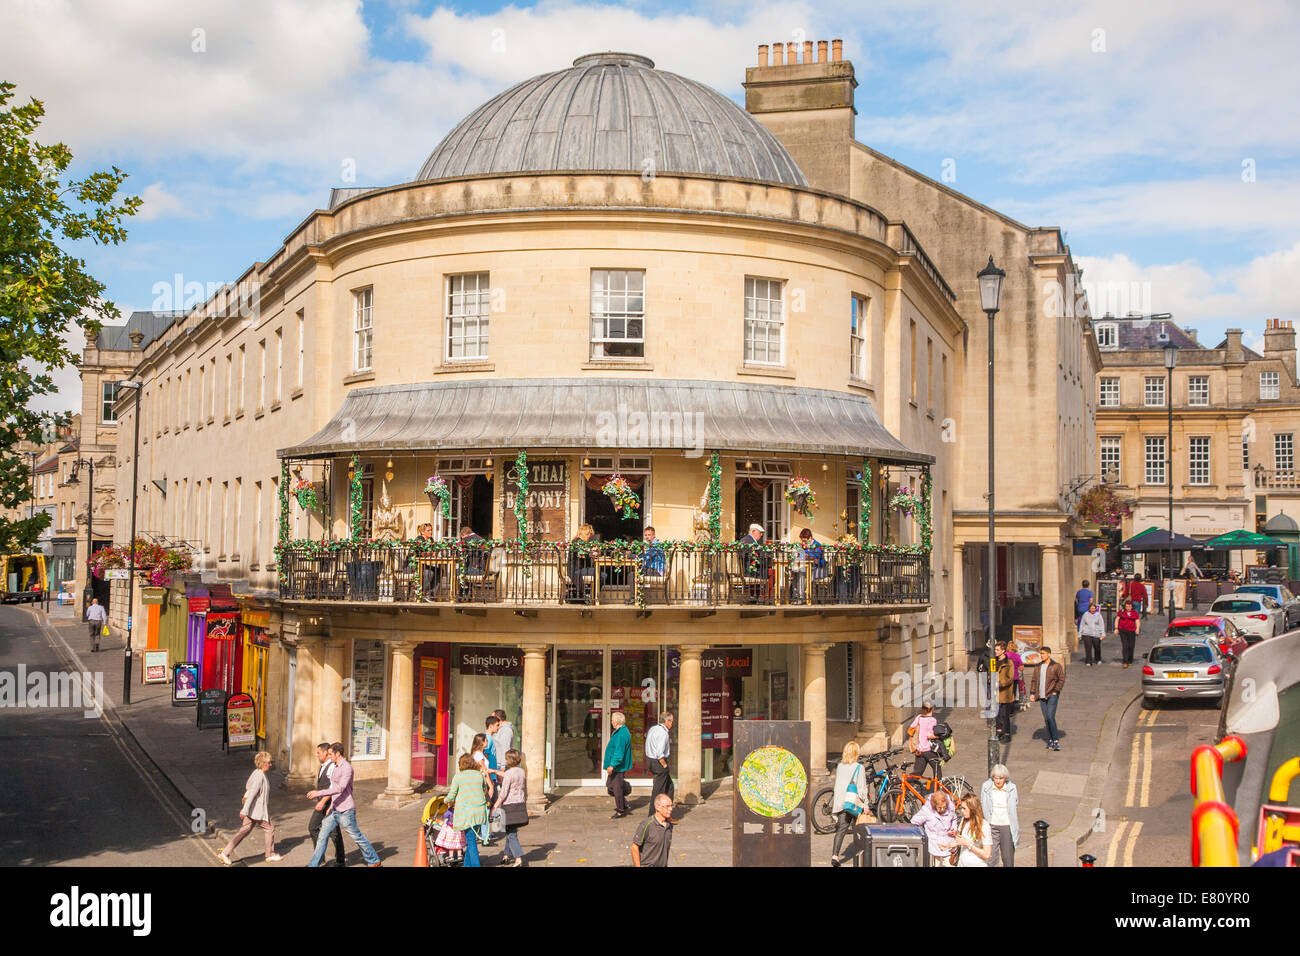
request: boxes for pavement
[31,601,1164,867]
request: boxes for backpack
[931,721,955,761]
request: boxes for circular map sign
[737,745,807,818]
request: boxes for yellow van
[1,553,48,603]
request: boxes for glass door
[550,647,662,786]
[609,648,660,781]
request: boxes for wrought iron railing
[276,541,930,609]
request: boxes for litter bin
[860,824,928,867]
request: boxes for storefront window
[553,648,603,781]
[349,640,387,760]
[452,645,523,763]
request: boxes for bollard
[1080,853,1096,867]
[1034,820,1049,867]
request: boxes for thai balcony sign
[505,459,567,542]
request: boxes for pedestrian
[631,793,674,867]
[1078,601,1106,666]
[219,751,281,865]
[446,753,489,868]
[307,742,345,866]
[1117,598,1141,668]
[483,714,502,775]
[1030,646,1066,751]
[906,703,942,779]
[911,790,957,867]
[979,764,1020,867]
[946,794,994,867]
[1074,579,1093,629]
[85,597,107,652]
[306,742,381,867]
[603,710,633,818]
[993,642,1016,742]
[829,740,875,866]
[492,748,528,867]
[1004,642,1026,708]
[470,731,498,844]
[493,708,514,753]
[645,711,675,815]
[1128,574,1148,619]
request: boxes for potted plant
[424,475,451,519]
[889,485,923,516]
[784,475,817,518]
[291,477,319,513]
[602,474,641,519]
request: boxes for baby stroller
[422,796,465,867]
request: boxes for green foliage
[707,451,721,542]
[0,82,140,552]
[348,454,363,541]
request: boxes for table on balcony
[593,555,639,605]
[415,555,458,602]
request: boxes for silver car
[1141,638,1232,704]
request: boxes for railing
[277,541,931,609]
[1255,469,1300,490]
[1190,736,1247,867]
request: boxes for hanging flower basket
[602,474,641,519]
[784,475,817,518]
[88,539,191,588]
[424,475,451,519]
[889,486,923,517]
[1075,484,1131,528]
[291,478,319,513]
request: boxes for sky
[6,0,1298,414]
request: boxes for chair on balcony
[727,549,768,604]
[461,548,505,603]
[641,549,673,606]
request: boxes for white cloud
[136,182,190,221]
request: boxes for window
[233,477,242,557]
[743,276,784,365]
[1095,323,1118,350]
[1189,436,1210,485]
[589,270,643,359]
[101,382,119,423]
[185,368,192,425]
[254,481,263,565]
[1188,376,1209,407]
[445,273,490,361]
[274,329,282,404]
[1145,436,1166,485]
[1144,376,1165,407]
[197,365,205,423]
[1098,377,1119,407]
[941,353,949,417]
[225,354,232,418]
[850,295,867,380]
[1261,370,1279,400]
[1277,433,1295,472]
[926,337,934,409]
[353,288,373,372]
[1100,437,1122,483]
[297,310,305,388]
[237,345,246,413]
[909,319,917,403]
[258,339,266,411]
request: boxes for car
[1141,638,1231,705]
[1164,616,1249,659]
[1207,594,1286,641]
[1232,584,1300,631]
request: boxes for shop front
[240,609,272,742]
[185,584,241,692]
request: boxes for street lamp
[65,456,108,610]
[1164,344,1177,623]
[978,254,1005,778]
[117,381,143,705]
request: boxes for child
[907,703,942,779]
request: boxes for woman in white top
[979,764,1020,867]
[1078,601,1106,666]
[219,751,281,865]
[945,794,993,867]
[829,741,876,865]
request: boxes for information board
[224,692,257,751]
[732,720,810,867]
[142,649,169,685]
[197,688,227,729]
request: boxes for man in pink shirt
[306,742,382,867]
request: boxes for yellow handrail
[1259,757,1300,856]
[1190,736,1247,867]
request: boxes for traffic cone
[414,825,428,867]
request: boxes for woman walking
[219,751,281,865]
[493,748,529,867]
[829,741,874,865]
[979,764,1020,867]
[446,753,490,868]
[1117,598,1141,668]
[946,794,994,867]
[911,790,957,866]
[1078,601,1106,666]
[470,731,499,845]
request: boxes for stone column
[856,626,887,752]
[287,639,319,785]
[521,644,548,814]
[319,639,346,748]
[1041,544,1062,653]
[802,642,832,780]
[376,642,417,808]
[677,646,705,805]
[951,543,965,658]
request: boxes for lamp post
[117,381,143,705]
[1164,344,1177,624]
[978,254,1005,778]
[65,456,103,610]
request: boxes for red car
[1164,616,1250,658]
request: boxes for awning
[1201,530,1288,550]
[277,378,932,464]
[1119,527,1204,552]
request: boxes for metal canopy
[277,378,931,464]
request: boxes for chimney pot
[832,38,843,61]
[803,40,813,63]
[758,44,768,67]
[773,42,784,65]
[817,40,828,62]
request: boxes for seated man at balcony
[736,523,769,602]
[457,524,487,598]
[641,526,666,576]
[568,523,596,603]
[789,528,827,603]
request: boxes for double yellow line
[1106,819,1145,867]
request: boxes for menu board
[1097,580,1120,610]
[225,692,257,750]
[142,649,169,685]
[350,640,387,760]
[702,678,734,750]
[504,458,567,542]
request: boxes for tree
[0,81,140,553]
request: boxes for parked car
[1232,584,1300,631]
[1141,637,1232,705]
[1164,616,1249,659]
[1208,594,1286,641]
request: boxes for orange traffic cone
[414,825,428,867]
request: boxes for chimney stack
[832,38,843,61]
[1263,317,1297,380]
[757,44,768,67]
[817,40,828,62]
[803,40,813,64]
[772,42,784,65]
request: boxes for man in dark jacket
[1030,647,1066,751]
[308,743,346,866]
[994,642,1016,742]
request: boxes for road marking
[1106,820,1130,867]
[1124,821,1144,867]
[1140,733,1153,808]
[1125,735,1141,806]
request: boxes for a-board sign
[224,692,257,751]
[732,720,811,867]
[1097,580,1120,610]
[142,649,168,685]
[172,662,199,705]
[197,688,227,729]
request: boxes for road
[0,604,215,866]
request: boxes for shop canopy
[277,378,934,465]
[1200,530,1289,550]
[1119,527,1204,552]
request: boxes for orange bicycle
[875,769,973,823]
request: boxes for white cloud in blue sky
[4,0,1296,413]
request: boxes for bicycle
[810,747,906,834]
[876,765,972,823]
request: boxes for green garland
[707,451,722,542]
[276,460,290,560]
[512,451,529,575]
[349,454,363,542]
[859,458,871,543]
[918,467,933,552]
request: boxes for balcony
[1254,469,1299,490]
[276,540,930,611]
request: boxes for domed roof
[1264,513,1299,534]
[417,52,806,187]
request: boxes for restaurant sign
[504,458,567,542]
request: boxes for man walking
[1128,574,1148,619]
[645,711,674,814]
[1030,647,1066,751]
[306,743,381,867]
[603,711,633,818]
[493,708,514,754]
[631,794,674,867]
[85,597,107,652]
[308,743,346,866]
[993,643,1015,743]
[1074,579,1093,629]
